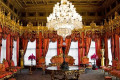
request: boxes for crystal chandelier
[47,0,83,39]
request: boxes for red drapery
[95,38,101,67]
[43,38,49,57]
[10,37,13,60]
[78,32,85,65]
[6,34,11,64]
[85,37,91,56]
[111,35,115,63]
[22,39,28,55]
[16,37,19,66]
[78,40,81,65]
[81,32,85,57]
[0,25,2,61]
[104,36,108,66]
[115,34,119,60]
[39,32,43,57]
[57,37,63,55]
[36,38,39,62]
[65,38,71,55]
[36,32,43,62]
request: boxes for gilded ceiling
[1,0,119,26]
[16,0,106,7]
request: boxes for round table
[46,66,85,80]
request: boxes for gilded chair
[81,56,92,70]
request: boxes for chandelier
[46,0,83,39]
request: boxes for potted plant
[91,53,98,70]
[28,54,36,74]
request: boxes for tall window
[12,41,17,66]
[108,39,112,65]
[0,39,6,63]
[68,41,78,65]
[46,41,57,65]
[88,41,95,64]
[24,40,36,66]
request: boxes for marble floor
[14,69,118,80]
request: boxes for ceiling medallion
[47,0,83,39]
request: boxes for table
[46,66,85,80]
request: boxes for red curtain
[78,40,81,65]
[95,38,101,67]
[36,38,39,62]
[16,37,19,66]
[81,32,85,57]
[111,35,115,62]
[36,32,43,62]
[43,38,49,57]
[78,32,85,65]
[39,32,43,57]
[57,37,63,55]
[22,38,28,55]
[115,34,119,60]
[85,37,91,56]
[0,25,2,61]
[104,36,108,66]
[65,38,71,55]
[10,37,13,60]
[6,34,11,64]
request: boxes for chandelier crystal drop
[47,0,83,39]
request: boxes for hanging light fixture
[46,0,83,39]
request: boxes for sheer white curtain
[0,39,6,63]
[108,39,112,65]
[68,41,78,65]
[88,41,95,64]
[12,41,17,66]
[24,40,36,66]
[46,41,57,65]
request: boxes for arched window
[46,41,57,65]
[24,40,36,66]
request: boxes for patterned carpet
[14,69,117,80]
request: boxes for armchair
[81,56,92,70]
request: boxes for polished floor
[14,69,117,80]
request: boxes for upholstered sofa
[50,53,75,66]
[3,59,21,73]
[0,63,13,79]
[109,62,120,78]
[103,60,118,74]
